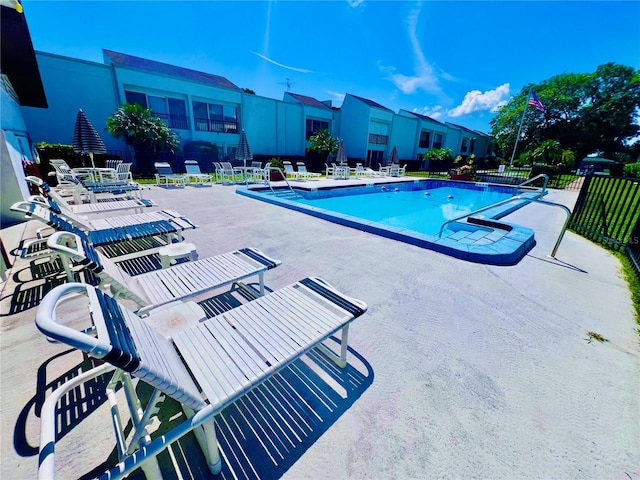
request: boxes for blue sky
[22,1,640,134]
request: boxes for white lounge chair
[47,231,281,312]
[283,161,300,180]
[36,277,367,479]
[25,176,155,215]
[296,162,322,180]
[154,162,187,187]
[184,160,214,185]
[15,198,197,234]
[11,201,196,249]
[364,167,385,177]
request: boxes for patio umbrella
[388,145,399,165]
[336,139,348,165]
[235,129,253,168]
[73,108,106,169]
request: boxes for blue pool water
[238,179,540,265]
[292,185,513,236]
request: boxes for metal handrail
[438,195,523,237]
[265,167,297,196]
[516,173,549,194]
[438,174,549,237]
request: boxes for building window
[125,91,147,108]
[305,119,329,139]
[368,134,388,145]
[433,133,443,149]
[124,91,189,129]
[419,130,431,148]
[193,101,239,133]
[461,138,468,153]
[469,138,476,154]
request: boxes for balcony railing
[194,117,239,134]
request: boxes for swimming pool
[238,179,542,265]
[292,184,514,236]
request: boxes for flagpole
[509,89,531,168]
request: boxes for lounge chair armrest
[39,363,116,480]
[46,232,85,259]
[35,283,104,353]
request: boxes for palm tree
[532,139,563,165]
[307,129,340,162]
[107,103,181,174]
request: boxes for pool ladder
[438,174,573,258]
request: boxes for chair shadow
[13,349,111,457]
[0,276,68,316]
[112,339,373,480]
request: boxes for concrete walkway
[1,181,638,479]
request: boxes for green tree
[491,63,640,163]
[307,129,339,161]
[532,139,563,165]
[423,147,453,162]
[107,103,181,173]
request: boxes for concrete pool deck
[1,180,638,479]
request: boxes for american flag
[528,91,545,113]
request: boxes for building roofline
[345,93,393,112]
[103,49,241,91]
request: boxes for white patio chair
[219,162,238,183]
[325,162,335,177]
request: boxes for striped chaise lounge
[36,278,367,479]
[47,231,280,313]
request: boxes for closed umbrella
[235,129,253,168]
[336,139,348,165]
[73,108,106,169]
[389,145,399,165]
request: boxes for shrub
[268,157,284,170]
[623,162,640,178]
[530,163,559,178]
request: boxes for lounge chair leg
[258,272,265,296]
[338,324,350,368]
[316,325,350,368]
[183,406,222,474]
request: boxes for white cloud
[325,90,346,105]
[380,3,443,96]
[251,51,314,74]
[347,0,365,7]
[414,105,446,120]
[447,83,510,117]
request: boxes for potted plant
[449,154,475,181]
[268,157,286,181]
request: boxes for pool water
[292,186,514,236]
[237,179,539,265]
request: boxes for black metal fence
[569,174,640,280]
[409,169,585,191]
